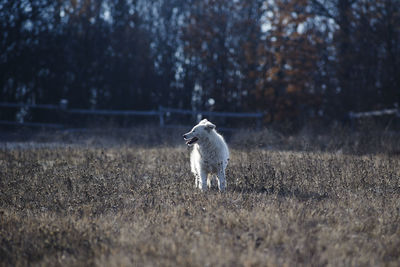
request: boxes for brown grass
[1,129,400,266]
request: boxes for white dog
[183,119,229,191]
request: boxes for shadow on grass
[231,185,329,201]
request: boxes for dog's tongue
[186,137,198,145]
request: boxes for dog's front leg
[199,168,207,191]
[207,174,213,189]
[194,173,200,189]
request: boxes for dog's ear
[199,119,209,125]
[205,122,216,132]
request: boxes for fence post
[59,99,68,110]
[158,106,164,127]
[59,99,68,128]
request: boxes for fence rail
[0,102,264,130]
[349,108,399,119]
[160,106,264,118]
[2,101,399,130]
[0,102,60,110]
[0,120,64,129]
[67,108,160,116]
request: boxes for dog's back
[192,130,229,173]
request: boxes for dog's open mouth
[185,137,199,145]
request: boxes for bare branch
[310,0,336,21]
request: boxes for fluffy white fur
[183,119,229,191]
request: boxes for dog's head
[183,119,216,146]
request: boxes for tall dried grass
[1,127,399,266]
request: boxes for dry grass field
[1,127,400,266]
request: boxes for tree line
[1,0,399,125]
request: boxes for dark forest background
[1,0,399,126]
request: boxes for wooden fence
[2,101,399,131]
[0,102,264,131]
